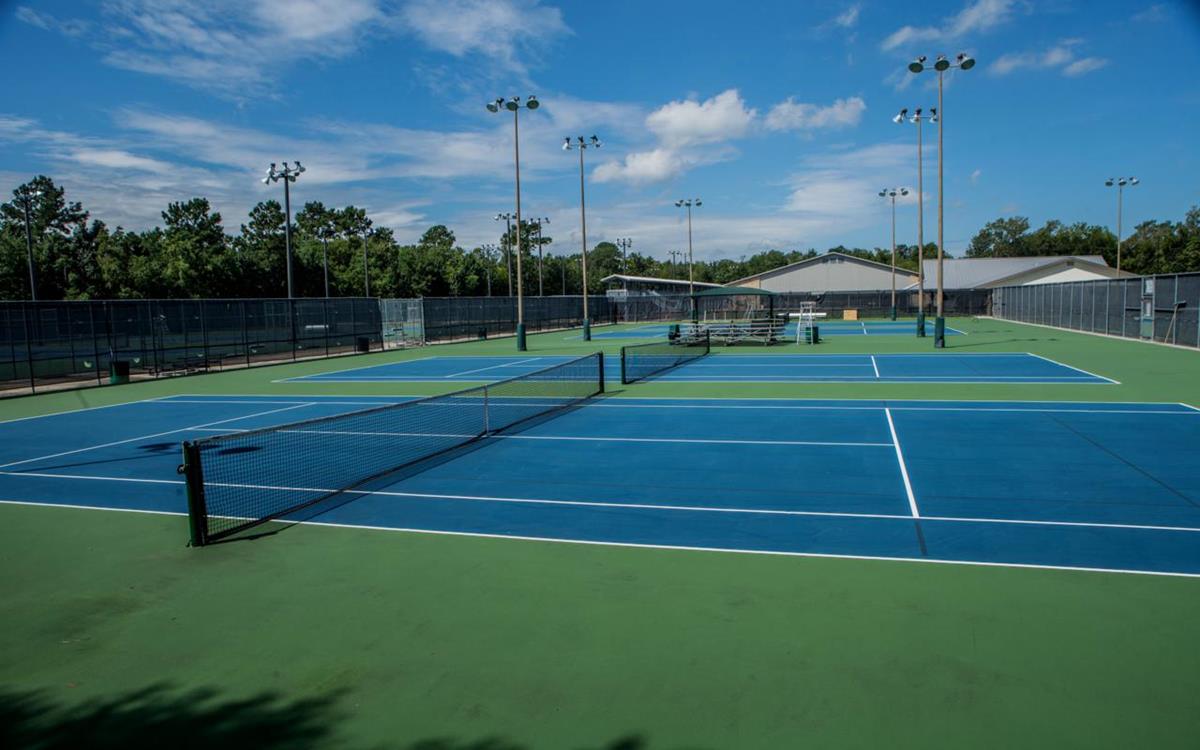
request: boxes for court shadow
[943,337,1053,349]
[0,683,346,750]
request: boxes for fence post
[23,303,35,393]
[89,303,102,386]
[241,301,251,367]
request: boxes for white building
[728,252,917,293]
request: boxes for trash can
[109,360,130,385]
[355,337,371,354]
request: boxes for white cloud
[401,0,570,74]
[1132,4,1168,23]
[593,149,689,185]
[970,169,982,184]
[1063,57,1109,77]
[14,6,90,36]
[645,90,757,148]
[765,97,866,132]
[881,0,1015,51]
[831,5,860,28]
[591,89,754,186]
[782,144,918,220]
[990,40,1107,78]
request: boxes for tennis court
[2,393,1196,575]
[584,321,965,339]
[280,352,1115,384]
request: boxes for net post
[180,441,209,547]
[619,346,627,385]
[597,351,605,394]
[483,385,490,435]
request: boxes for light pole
[481,244,498,297]
[529,217,550,296]
[17,186,42,300]
[564,134,601,340]
[1105,177,1139,274]
[675,199,701,321]
[614,237,632,278]
[894,106,937,336]
[262,161,305,298]
[488,95,539,351]
[668,249,681,273]
[494,213,515,296]
[908,53,973,348]
[317,223,335,297]
[354,216,373,297]
[879,188,910,320]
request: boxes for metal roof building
[913,255,1130,289]
[601,274,723,295]
[727,252,918,293]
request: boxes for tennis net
[180,352,604,546]
[620,332,710,384]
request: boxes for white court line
[138,397,1200,416]
[1024,352,1120,384]
[678,363,876,368]
[0,403,314,470]
[5,477,1200,537]
[281,428,892,448]
[2,498,1197,579]
[0,396,172,427]
[443,357,544,378]
[861,321,868,334]
[885,408,919,518]
[870,355,881,379]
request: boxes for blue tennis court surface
[283,353,1116,384]
[1,394,1197,576]
[583,321,964,339]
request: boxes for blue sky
[1,0,1198,260]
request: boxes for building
[726,252,917,293]
[915,255,1130,289]
[601,274,723,296]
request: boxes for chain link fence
[992,273,1200,348]
[398,296,616,343]
[613,288,992,322]
[1,298,382,397]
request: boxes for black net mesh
[620,334,710,384]
[183,352,605,545]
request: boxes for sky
[1,0,1198,261]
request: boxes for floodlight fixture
[262,161,304,298]
[908,55,927,73]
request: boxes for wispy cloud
[1131,4,1168,23]
[881,0,1016,51]
[400,0,570,76]
[991,39,1108,78]
[765,97,866,132]
[14,6,91,36]
[829,4,860,29]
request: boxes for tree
[966,216,1031,257]
[160,198,230,297]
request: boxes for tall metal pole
[916,115,926,336]
[361,226,370,297]
[21,194,37,301]
[321,233,330,297]
[891,192,897,320]
[578,144,591,339]
[1113,182,1123,274]
[686,203,695,296]
[505,216,513,296]
[935,69,946,347]
[513,107,525,346]
[537,222,544,296]
[283,177,294,298]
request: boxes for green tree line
[2,175,1198,301]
